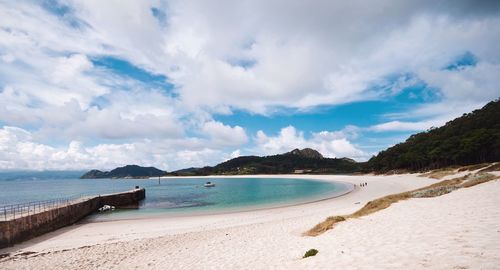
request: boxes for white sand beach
[1,174,499,269]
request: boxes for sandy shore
[1,174,499,269]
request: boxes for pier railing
[0,195,90,222]
[0,188,145,248]
[0,187,144,222]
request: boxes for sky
[0,0,499,171]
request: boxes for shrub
[303,249,319,258]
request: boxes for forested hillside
[169,148,362,175]
[81,165,166,179]
[367,99,500,172]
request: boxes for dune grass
[305,172,498,237]
[419,162,495,179]
[461,173,497,188]
[457,163,490,172]
[305,191,412,236]
[420,167,460,179]
[349,192,411,218]
[478,163,500,173]
[306,216,346,237]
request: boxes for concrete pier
[0,188,145,249]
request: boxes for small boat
[98,204,115,212]
[204,181,215,187]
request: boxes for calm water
[0,171,352,221]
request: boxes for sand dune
[1,174,498,269]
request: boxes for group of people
[360,182,368,187]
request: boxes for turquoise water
[0,171,352,221]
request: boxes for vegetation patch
[306,216,346,236]
[349,192,411,218]
[305,172,498,237]
[303,249,319,258]
[0,253,10,260]
[379,169,410,175]
[461,173,497,188]
[305,192,411,236]
[411,186,458,198]
[418,175,467,189]
[420,167,459,179]
[478,163,500,173]
[457,163,490,172]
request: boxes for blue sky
[0,0,499,170]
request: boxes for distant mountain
[169,148,361,176]
[170,167,202,175]
[340,157,356,163]
[367,99,500,172]
[80,165,166,179]
[286,148,324,159]
[80,169,108,179]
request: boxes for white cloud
[1,1,499,118]
[369,120,446,132]
[0,1,499,169]
[254,126,367,160]
[52,54,93,84]
[2,0,491,116]
[160,1,500,114]
[0,126,95,170]
[0,126,237,171]
[418,62,500,102]
[202,121,248,147]
[313,125,361,141]
[0,1,183,141]
[229,149,241,159]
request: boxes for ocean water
[0,171,352,221]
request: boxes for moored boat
[204,181,215,187]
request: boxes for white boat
[98,204,115,212]
[204,181,215,187]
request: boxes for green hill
[80,165,166,179]
[367,99,500,172]
[169,148,362,176]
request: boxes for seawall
[0,188,145,249]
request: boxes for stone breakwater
[0,188,145,249]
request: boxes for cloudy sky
[1,0,499,171]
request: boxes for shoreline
[85,180,355,223]
[2,173,498,269]
[0,174,435,253]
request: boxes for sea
[0,171,352,221]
